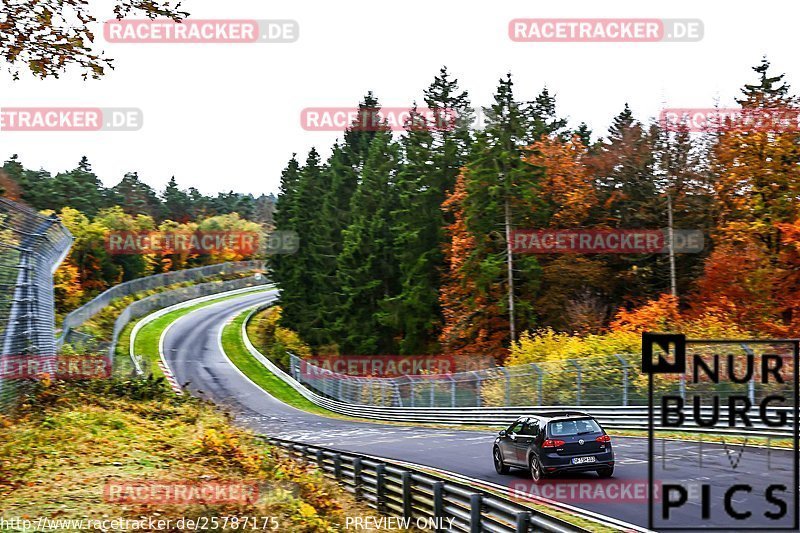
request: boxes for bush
[248,306,311,370]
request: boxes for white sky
[0,0,797,196]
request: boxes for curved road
[161,291,797,531]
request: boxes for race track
[161,291,797,531]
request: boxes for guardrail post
[472,371,482,408]
[450,375,456,407]
[430,379,435,407]
[401,471,413,519]
[432,481,445,532]
[315,449,325,470]
[333,454,342,481]
[514,511,531,533]
[353,457,363,499]
[376,464,387,513]
[410,379,416,407]
[469,493,482,533]
[501,368,511,406]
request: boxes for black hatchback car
[493,412,614,483]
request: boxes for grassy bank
[0,379,392,532]
[221,309,335,417]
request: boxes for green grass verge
[131,289,273,379]
[610,428,792,449]
[221,310,337,416]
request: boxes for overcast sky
[0,0,795,196]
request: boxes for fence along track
[57,260,266,348]
[0,198,73,410]
[242,303,796,437]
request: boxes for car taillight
[542,439,565,448]
[596,435,611,443]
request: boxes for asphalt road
[161,291,797,531]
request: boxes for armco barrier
[58,260,265,347]
[241,304,796,438]
[263,436,595,533]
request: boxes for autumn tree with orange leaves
[687,59,800,336]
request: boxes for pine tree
[109,172,163,219]
[586,104,662,304]
[525,87,569,141]
[288,148,332,345]
[440,74,556,356]
[311,143,360,347]
[49,157,106,215]
[270,155,303,330]
[573,122,592,147]
[335,131,401,354]
[737,57,791,106]
[162,176,192,222]
[343,92,388,171]
[382,68,475,354]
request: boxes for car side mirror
[499,430,507,437]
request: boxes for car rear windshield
[548,418,602,437]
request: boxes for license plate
[572,456,597,465]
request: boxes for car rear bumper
[540,450,614,473]
[544,460,615,474]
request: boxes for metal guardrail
[263,436,590,533]
[58,260,266,347]
[0,198,73,411]
[241,304,796,438]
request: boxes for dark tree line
[1,155,275,225]
[272,61,796,359]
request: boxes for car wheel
[493,447,509,475]
[530,455,544,484]
[598,467,614,478]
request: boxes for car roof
[517,411,594,422]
